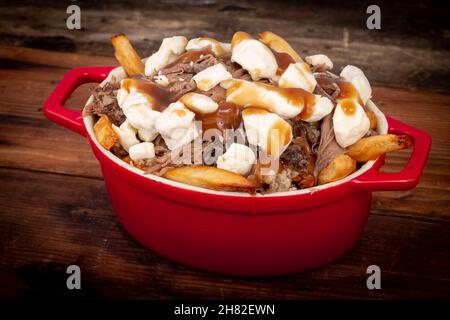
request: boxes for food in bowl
[83,32,412,194]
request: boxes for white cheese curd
[231,36,278,81]
[124,105,161,142]
[154,101,199,150]
[242,107,292,157]
[179,92,219,114]
[333,98,370,148]
[223,79,304,119]
[278,62,317,92]
[186,37,231,56]
[116,83,145,112]
[144,36,188,76]
[300,95,334,123]
[112,120,140,151]
[116,80,161,142]
[192,63,232,91]
[305,54,333,70]
[216,143,256,176]
[116,88,148,113]
[340,65,372,105]
[153,75,170,87]
[129,142,156,162]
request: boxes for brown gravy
[197,102,241,133]
[339,98,357,116]
[298,93,318,120]
[227,80,317,113]
[336,79,364,106]
[122,78,172,111]
[271,50,295,75]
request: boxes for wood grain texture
[0,33,449,298]
[0,1,448,91]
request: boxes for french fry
[231,31,252,48]
[366,111,378,130]
[163,165,255,192]
[259,31,302,62]
[346,134,413,162]
[318,154,356,185]
[111,33,145,76]
[93,115,119,150]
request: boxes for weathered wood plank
[0,46,115,69]
[0,2,448,90]
[0,168,449,299]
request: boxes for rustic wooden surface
[0,0,449,299]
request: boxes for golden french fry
[346,134,413,162]
[259,31,302,62]
[93,115,119,150]
[366,111,378,130]
[163,165,255,192]
[111,33,145,76]
[318,154,356,185]
[231,31,253,48]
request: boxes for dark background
[0,0,449,299]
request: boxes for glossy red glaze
[44,67,432,276]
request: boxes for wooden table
[0,1,449,299]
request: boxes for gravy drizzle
[122,78,173,111]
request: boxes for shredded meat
[313,113,344,178]
[158,52,223,100]
[308,71,343,178]
[137,136,223,176]
[166,74,196,100]
[193,54,220,73]
[266,168,298,193]
[255,119,320,193]
[314,72,341,102]
[197,85,226,103]
[161,52,219,75]
[274,118,319,189]
[158,50,251,103]
[280,137,316,189]
[83,82,125,126]
[222,57,252,81]
[137,135,182,176]
[291,119,321,150]
[159,66,195,100]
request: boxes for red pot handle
[44,67,114,136]
[352,116,432,191]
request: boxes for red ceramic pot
[44,67,431,276]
